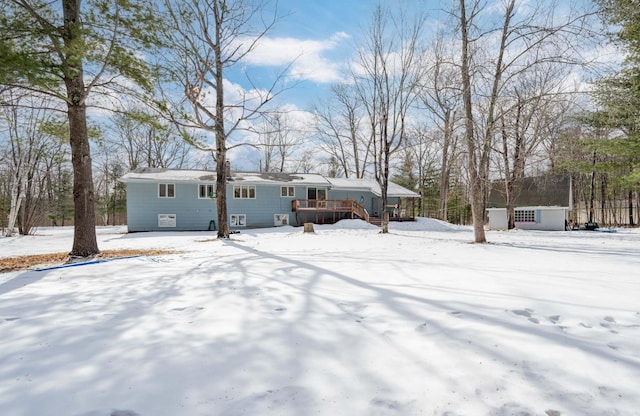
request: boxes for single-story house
[118,168,419,232]
[486,174,572,231]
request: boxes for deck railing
[292,199,370,223]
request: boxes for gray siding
[227,183,302,228]
[126,182,216,231]
[125,180,402,231]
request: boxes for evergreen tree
[0,0,161,256]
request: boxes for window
[158,214,176,227]
[233,185,256,199]
[199,184,216,199]
[158,183,175,198]
[274,214,289,226]
[307,187,327,200]
[514,210,536,223]
[281,186,295,197]
[230,214,246,227]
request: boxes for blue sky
[236,0,434,110]
[229,0,606,115]
[207,0,611,170]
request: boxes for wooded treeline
[1,0,638,245]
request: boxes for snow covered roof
[119,168,419,197]
[230,172,330,186]
[119,168,216,183]
[326,177,419,198]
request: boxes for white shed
[487,206,569,231]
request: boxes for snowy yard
[1,219,639,416]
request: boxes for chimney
[225,160,231,177]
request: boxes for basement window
[230,214,246,227]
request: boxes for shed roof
[486,174,571,208]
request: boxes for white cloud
[241,32,351,84]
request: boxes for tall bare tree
[418,34,463,221]
[456,0,595,242]
[354,5,425,233]
[496,64,578,229]
[162,0,286,238]
[313,83,372,178]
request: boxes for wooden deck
[292,199,370,224]
[292,199,416,226]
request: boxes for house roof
[119,168,419,197]
[230,172,329,186]
[119,168,216,183]
[326,177,420,198]
[486,174,571,208]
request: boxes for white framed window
[158,214,176,227]
[230,214,246,227]
[274,214,289,226]
[233,185,256,199]
[281,186,295,197]
[158,183,175,198]
[199,184,216,199]
[514,209,536,223]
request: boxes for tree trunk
[214,2,229,239]
[68,102,99,256]
[438,112,452,221]
[6,172,25,237]
[62,0,99,256]
[459,0,486,243]
[629,190,635,227]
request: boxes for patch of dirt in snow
[0,249,174,273]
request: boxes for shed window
[281,186,295,197]
[514,210,536,223]
[158,183,175,198]
[233,185,256,199]
[199,184,216,199]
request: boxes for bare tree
[456,0,595,242]
[353,5,425,233]
[256,111,304,172]
[496,64,579,228]
[162,0,288,238]
[0,91,66,236]
[107,110,191,171]
[313,83,372,178]
[418,34,463,221]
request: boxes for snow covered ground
[1,219,639,416]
